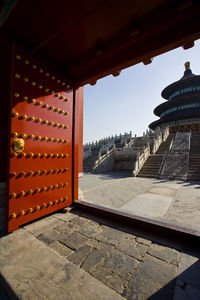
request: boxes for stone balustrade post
[147,142,150,155]
[152,139,155,154]
[98,152,101,162]
[137,152,140,168]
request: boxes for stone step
[141,165,161,168]
[188,172,200,174]
[187,177,200,181]
[143,162,162,165]
[143,160,162,163]
[140,167,160,171]
[139,173,159,176]
[144,160,163,163]
[188,167,200,169]
[144,164,162,166]
[188,171,200,174]
[138,170,160,175]
[188,159,200,161]
[139,170,159,174]
[137,174,158,178]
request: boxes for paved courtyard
[1,173,200,299]
[1,207,200,299]
[79,172,200,232]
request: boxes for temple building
[149,62,200,133]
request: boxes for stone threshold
[74,200,200,250]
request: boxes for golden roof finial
[185,61,190,70]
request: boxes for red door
[8,45,73,232]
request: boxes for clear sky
[83,39,200,144]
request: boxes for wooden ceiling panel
[0,0,200,86]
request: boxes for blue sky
[83,39,200,144]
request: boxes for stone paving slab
[1,208,200,299]
[23,215,64,235]
[121,193,173,218]
[0,228,124,300]
[80,173,153,208]
[123,254,177,300]
[147,243,180,265]
[147,186,178,197]
[80,173,200,232]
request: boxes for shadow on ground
[96,171,132,180]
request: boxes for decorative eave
[149,111,200,130]
[154,91,200,116]
[161,75,200,100]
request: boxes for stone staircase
[137,134,175,178]
[83,147,100,172]
[187,131,200,181]
[83,135,131,172]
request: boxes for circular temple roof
[149,62,200,130]
[161,62,197,100]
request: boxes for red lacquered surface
[78,87,83,177]
[8,45,73,232]
[73,88,81,202]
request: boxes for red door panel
[8,45,73,232]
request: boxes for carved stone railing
[124,137,135,148]
[151,134,163,154]
[162,126,169,142]
[114,147,138,160]
[83,146,91,160]
[100,141,115,154]
[84,131,133,148]
[159,132,190,180]
[157,150,167,178]
[120,133,132,145]
[92,147,115,172]
[186,131,191,179]
[132,145,150,176]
